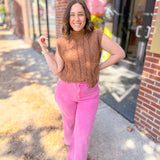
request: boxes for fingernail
[41,38,45,42]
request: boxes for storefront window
[26,0,56,49]
[48,0,56,49]
[86,0,114,61]
[32,0,40,40]
[127,0,146,59]
[8,0,15,29]
[39,0,47,36]
[26,0,34,40]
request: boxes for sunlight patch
[125,139,135,149]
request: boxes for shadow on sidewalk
[0,47,58,99]
[0,123,66,160]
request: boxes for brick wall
[4,0,30,43]
[134,0,160,143]
[12,0,24,38]
[55,0,72,38]
[4,0,23,37]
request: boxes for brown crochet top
[56,29,103,88]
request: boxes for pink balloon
[86,0,106,15]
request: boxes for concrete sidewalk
[0,27,160,160]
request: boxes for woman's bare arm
[99,34,125,70]
[38,35,64,75]
[43,51,64,75]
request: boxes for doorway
[118,0,155,73]
[100,0,155,122]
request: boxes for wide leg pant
[55,79,99,160]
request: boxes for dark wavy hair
[62,0,94,36]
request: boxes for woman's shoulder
[93,29,104,36]
[88,29,103,37]
[57,36,65,42]
[88,29,104,42]
[56,36,68,46]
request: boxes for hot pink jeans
[54,79,99,160]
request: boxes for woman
[38,0,125,160]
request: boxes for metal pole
[30,0,36,40]
[124,0,135,53]
[45,0,50,49]
[37,0,41,36]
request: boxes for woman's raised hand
[38,35,48,51]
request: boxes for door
[101,0,155,122]
[120,0,155,73]
[135,0,155,72]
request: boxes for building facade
[4,0,160,142]
[5,0,57,51]
[134,0,160,142]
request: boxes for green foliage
[0,5,6,14]
[0,5,6,21]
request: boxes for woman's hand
[38,35,48,51]
[38,36,64,75]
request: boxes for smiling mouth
[73,23,81,27]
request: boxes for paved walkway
[0,27,160,160]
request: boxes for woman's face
[69,3,86,32]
